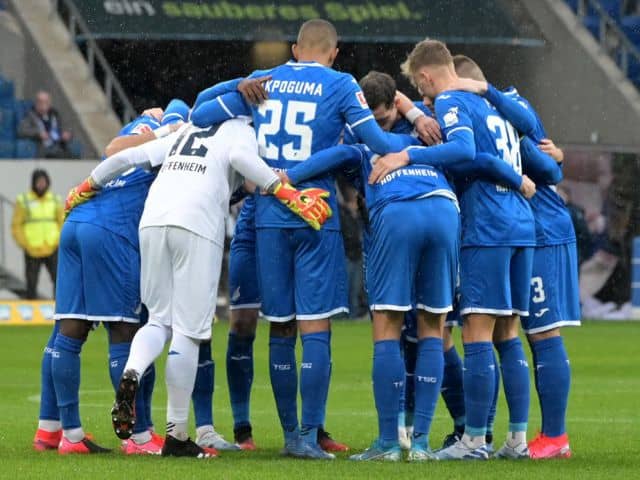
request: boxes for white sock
[165,331,199,442]
[38,419,61,432]
[462,433,486,449]
[124,323,171,380]
[506,431,527,447]
[131,430,152,445]
[63,427,84,443]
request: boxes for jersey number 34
[256,99,316,161]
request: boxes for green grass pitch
[0,320,638,479]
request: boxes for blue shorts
[522,243,581,333]
[460,245,534,317]
[255,228,348,321]
[54,221,141,323]
[368,196,459,313]
[229,228,260,310]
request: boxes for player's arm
[395,91,442,145]
[190,92,251,127]
[450,78,538,138]
[104,123,177,157]
[369,97,476,183]
[64,134,175,215]
[338,76,411,154]
[286,145,364,185]
[195,76,271,110]
[521,136,563,185]
[193,78,244,110]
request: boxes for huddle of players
[32,18,579,461]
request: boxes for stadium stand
[0,74,82,159]
[565,0,640,86]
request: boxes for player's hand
[65,177,98,217]
[539,138,564,163]
[414,115,442,146]
[368,150,410,184]
[519,174,536,199]
[238,76,271,105]
[274,183,332,230]
[141,107,163,121]
[450,77,488,95]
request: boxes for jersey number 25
[257,100,316,161]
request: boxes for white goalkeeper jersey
[90,118,279,247]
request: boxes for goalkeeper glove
[65,176,99,217]
[273,183,332,230]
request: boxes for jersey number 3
[257,99,316,161]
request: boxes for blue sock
[141,364,155,430]
[486,348,500,440]
[51,334,84,430]
[39,323,59,422]
[402,339,417,423]
[412,337,443,448]
[495,337,530,433]
[317,330,332,429]
[226,333,255,429]
[300,331,331,445]
[462,342,495,438]
[192,341,214,428]
[373,340,404,449]
[269,336,299,441]
[109,341,148,434]
[442,345,465,432]
[531,336,570,437]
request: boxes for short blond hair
[453,54,486,82]
[401,39,453,81]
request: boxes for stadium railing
[48,0,136,124]
[575,0,640,86]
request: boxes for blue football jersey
[504,88,576,247]
[233,194,257,244]
[67,115,160,249]
[246,61,375,230]
[435,91,535,247]
[343,101,431,145]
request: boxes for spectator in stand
[18,91,75,158]
[11,169,64,299]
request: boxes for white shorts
[140,225,222,340]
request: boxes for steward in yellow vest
[11,169,63,298]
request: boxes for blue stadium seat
[583,15,601,38]
[0,77,14,107]
[0,107,15,141]
[13,99,33,126]
[14,139,37,159]
[600,0,621,19]
[0,140,14,158]
[622,15,640,45]
[69,139,83,159]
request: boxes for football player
[191,19,417,459]
[372,40,537,460]
[67,118,331,458]
[453,55,578,459]
[42,103,186,455]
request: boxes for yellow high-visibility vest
[17,191,62,255]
